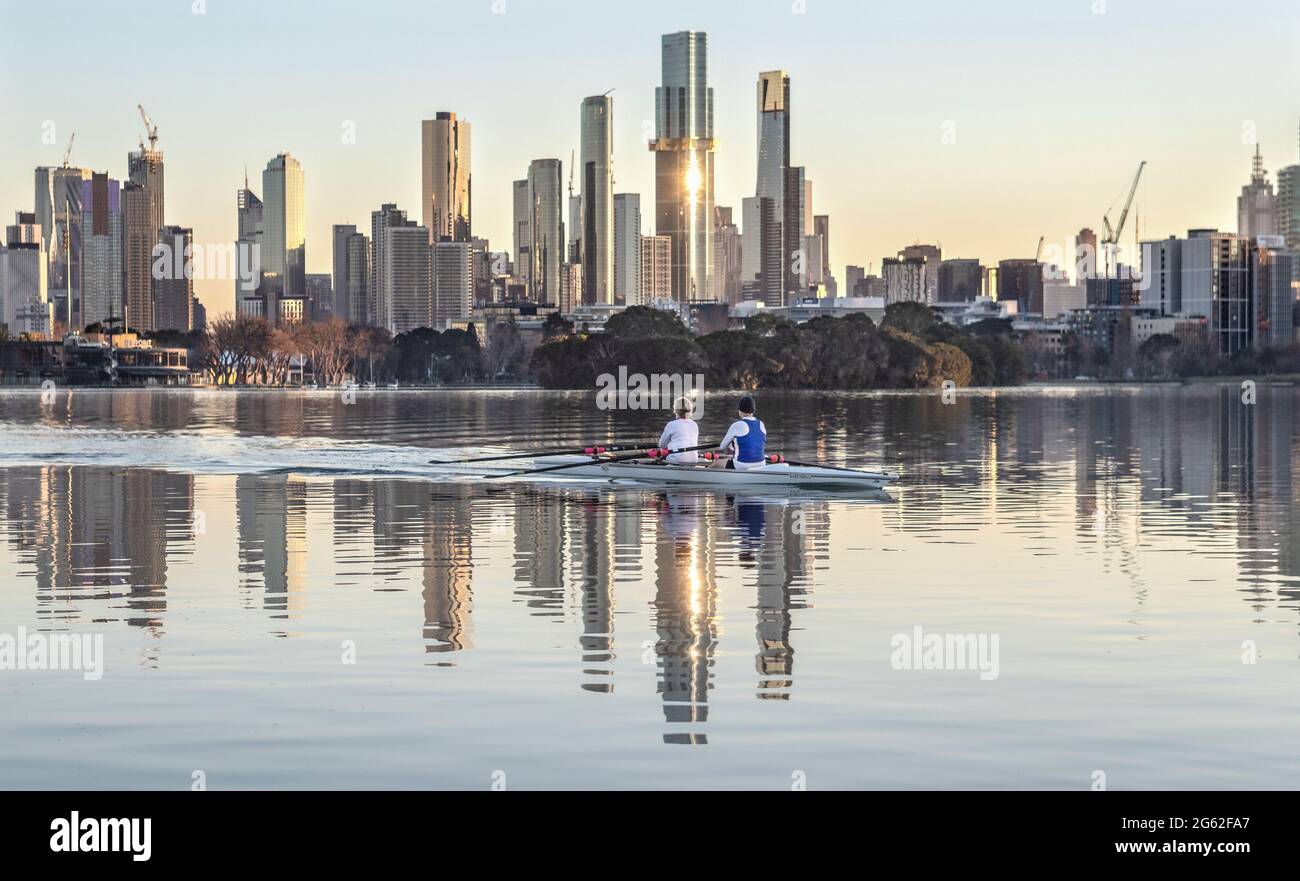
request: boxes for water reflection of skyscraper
[235,473,307,615]
[1,465,194,636]
[653,492,718,745]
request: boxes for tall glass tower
[422,112,472,244]
[527,158,565,305]
[262,153,306,321]
[580,95,614,305]
[650,31,715,302]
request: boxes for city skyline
[3,0,1299,317]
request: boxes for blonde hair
[674,396,694,418]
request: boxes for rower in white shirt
[657,397,700,464]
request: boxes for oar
[431,439,658,465]
[485,443,717,480]
[778,457,888,475]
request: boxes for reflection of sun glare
[685,157,702,204]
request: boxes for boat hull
[529,456,897,489]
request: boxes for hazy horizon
[2,0,1298,317]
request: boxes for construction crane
[1035,236,1045,262]
[61,132,76,168]
[137,104,159,152]
[1101,160,1146,276]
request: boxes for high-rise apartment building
[581,95,614,304]
[613,193,641,305]
[639,234,672,302]
[1181,229,1253,356]
[370,203,408,330]
[882,256,926,305]
[332,224,357,322]
[433,239,474,328]
[422,112,471,243]
[650,31,715,302]
[783,166,807,296]
[385,224,432,333]
[900,244,941,304]
[344,231,370,325]
[121,183,154,332]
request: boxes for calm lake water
[1,385,1298,790]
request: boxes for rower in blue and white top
[717,395,767,471]
[658,397,700,464]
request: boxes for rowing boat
[517,455,898,489]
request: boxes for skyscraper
[34,164,91,326]
[127,145,164,238]
[526,159,565,305]
[153,226,193,331]
[580,95,614,304]
[344,231,370,325]
[262,153,306,322]
[385,224,432,333]
[713,205,742,303]
[613,193,641,305]
[370,203,408,330]
[332,224,357,322]
[421,112,471,243]
[122,182,155,332]
[741,195,782,306]
[784,166,807,295]
[235,172,264,316]
[433,239,474,327]
[1275,124,1300,279]
[650,31,716,302]
[1237,145,1277,239]
[512,179,530,294]
[0,212,51,336]
[80,173,123,329]
[639,234,672,302]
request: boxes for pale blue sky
[2,0,1298,315]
